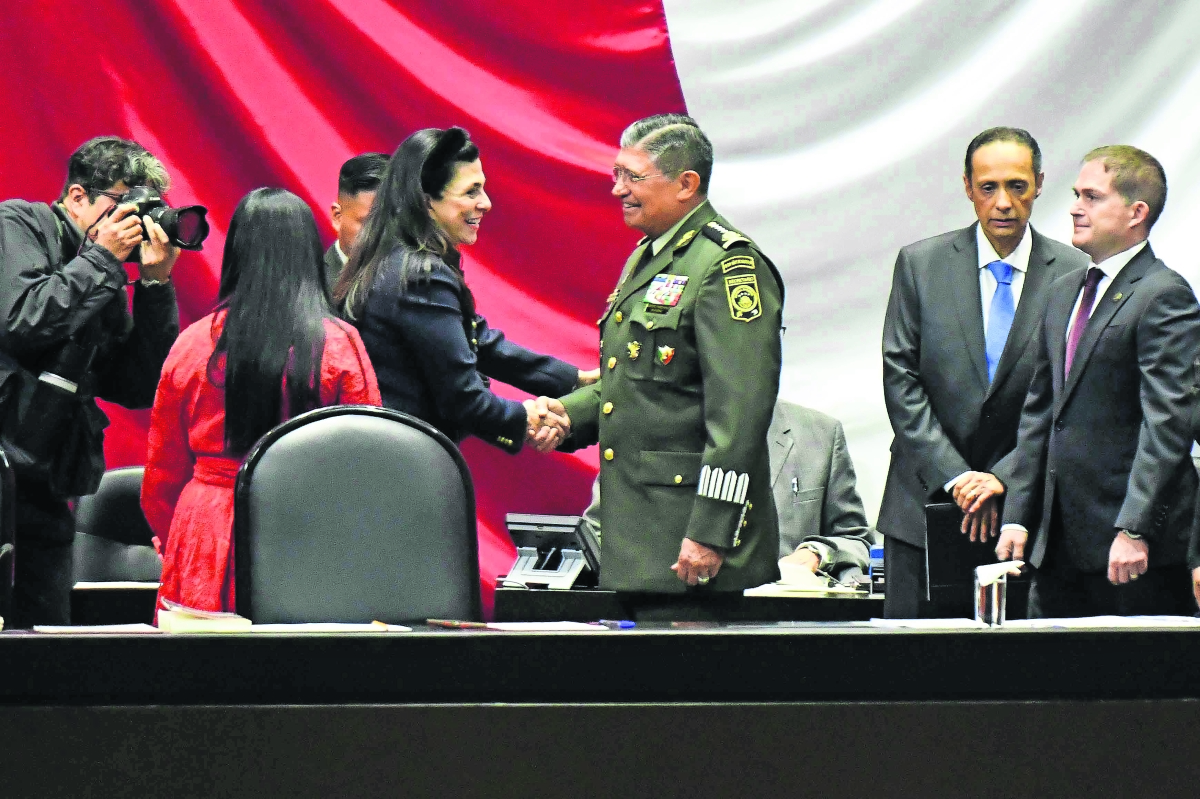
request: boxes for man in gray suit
[771,400,874,577]
[879,127,1088,618]
[581,399,875,577]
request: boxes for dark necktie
[1064,267,1104,378]
[984,261,1015,383]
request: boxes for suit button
[646,321,655,330]
[471,339,478,346]
[1054,421,1064,432]
[674,475,683,484]
[607,356,617,369]
[615,311,623,323]
[602,402,613,414]
[604,448,614,461]
[1049,469,1056,477]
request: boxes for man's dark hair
[621,114,714,194]
[58,136,169,201]
[334,127,480,320]
[964,127,1042,181]
[337,152,388,198]
[209,187,333,453]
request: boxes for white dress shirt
[335,240,349,265]
[976,222,1032,333]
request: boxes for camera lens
[148,205,209,250]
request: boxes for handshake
[520,367,599,453]
[522,397,572,453]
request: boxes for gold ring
[1130,573,1139,581]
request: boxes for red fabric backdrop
[0,1,685,614]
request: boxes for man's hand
[995,528,1027,562]
[523,397,571,453]
[670,538,724,586]
[1107,531,1149,585]
[576,368,600,387]
[780,546,820,573]
[137,216,180,281]
[91,204,145,261]
[1192,566,1200,610]
[952,471,1005,514]
[961,496,1000,541]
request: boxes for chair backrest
[234,405,481,623]
[73,466,162,582]
[0,446,15,621]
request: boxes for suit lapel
[985,229,1053,398]
[770,412,795,488]
[950,226,989,390]
[1057,247,1153,412]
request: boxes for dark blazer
[770,401,874,571]
[1003,244,1200,572]
[879,224,1087,548]
[354,247,578,453]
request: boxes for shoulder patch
[720,255,755,273]
[724,274,762,322]
[702,221,751,250]
[673,229,698,251]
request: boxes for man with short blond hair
[997,145,1199,618]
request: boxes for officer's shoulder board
[701,220,752,251]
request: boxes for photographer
[0,136,181,627]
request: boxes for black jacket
[353,246,577,453]
[0,199,179,502]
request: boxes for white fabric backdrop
[664,0,1200,522]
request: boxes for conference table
[2,620,1199,797]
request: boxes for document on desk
[247,623,412,633]
[33,624,162,634]
[869,618,988,629]
[1003,616,1200,629]
[485,622,604,631]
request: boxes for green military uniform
[560,200,784,593]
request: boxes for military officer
[545,114,784,594]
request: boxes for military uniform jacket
[561,201,784,593]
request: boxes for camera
[119,186,210,262]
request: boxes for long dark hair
[334,127,480,321]
[208,188,332,453]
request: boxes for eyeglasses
[612,167,665,185]
[90,188,126,203]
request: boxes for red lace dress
[141,311,381,614]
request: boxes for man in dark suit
[879,127,1087,618]
[996,146,1200,617]
[325,152,387,288]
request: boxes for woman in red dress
[141,188,382,614]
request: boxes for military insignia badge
[721,255,755,273]
[644,274,688,307]
[724,274,762,322]
[656,345,675,365]
[628,341,641,360]
[674,229,698,250]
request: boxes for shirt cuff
[944,472,970,494]
[1000,524,1028,535]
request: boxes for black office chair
[924,502,1028,619]
[234,405,482,623]
[73,466,162,583]
[0,446,16,624]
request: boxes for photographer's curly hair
[333,127,479,321]
[58,136,170,200]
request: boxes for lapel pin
[1113,293,1123,301]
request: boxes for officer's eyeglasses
[612,167,665,185]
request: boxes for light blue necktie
[984,261,1015,383]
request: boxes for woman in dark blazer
[333,127,594,453]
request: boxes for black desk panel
[3,625,1200,706]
